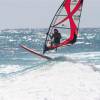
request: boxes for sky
[0,0,100,29]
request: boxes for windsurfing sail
[43,0,84,53]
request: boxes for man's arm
[59,33,61,39]
[48,34,53,39]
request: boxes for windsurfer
[51,29,61,46]
[44,29,61,52]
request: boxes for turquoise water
[0,28,100,77]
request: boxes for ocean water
[0,28,100,77]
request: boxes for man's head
[54,29,58,33]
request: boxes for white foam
[0,65,22,74]
[75,41,84,44]
[0,61,100,100]
[66,52,100,59]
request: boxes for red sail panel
[44,0,83,51]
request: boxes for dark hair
[54,29,58,33]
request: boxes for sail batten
[43,0,84,53]
[51,26,77,30]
